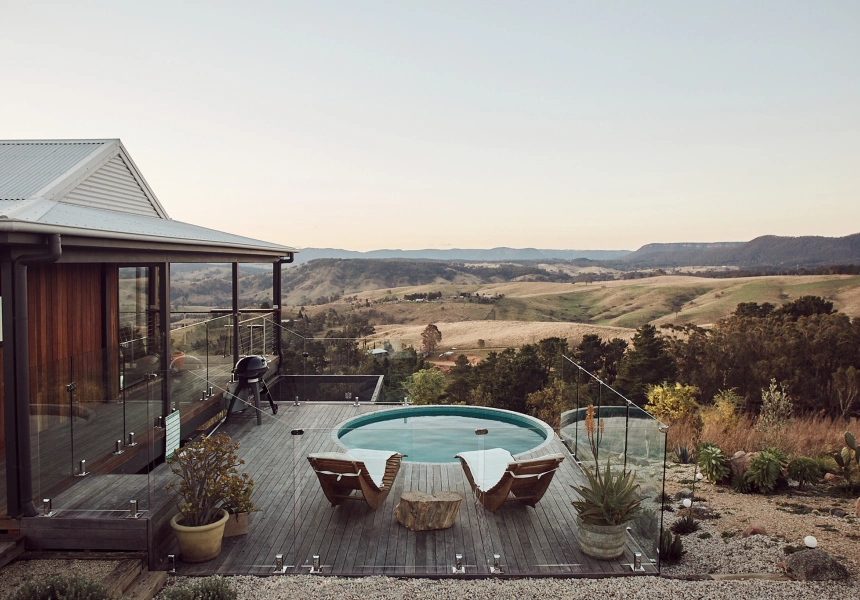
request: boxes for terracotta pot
[223,511,250,537]
[170,509,229,563]
[576,516,627,560]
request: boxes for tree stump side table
[394,491,463,531]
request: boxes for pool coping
[330,404,558,464]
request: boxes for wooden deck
[171,402,660,577]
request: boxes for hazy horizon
[3,2,858,251]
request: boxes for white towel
[346,449,398,488]
[456,448,515,492]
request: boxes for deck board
[15,401,660,577]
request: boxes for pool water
[337,407,549,463]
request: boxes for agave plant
[571,460,643,526]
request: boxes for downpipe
[12,234,62,517]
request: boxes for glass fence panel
[205,314,236,395]
[29,349,157,515]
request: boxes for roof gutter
[10,234,62,517]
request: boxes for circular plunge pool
[336,405,554,463]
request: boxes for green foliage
[731,471,753,493]
[571,460,643,526]
[787,457,822,489]
[670,515,700,535]
[834,431,860,490]
[756,379,793,449]
[525,378,570,429]
[5,573,110,600]
[674,444,693,464]
[745,448,788,493]
[815,455,839,474]
[403,368,446,405]
[645,382,699,422]
[166,433,253,527]
[696,442,730,483]
[161,576,237,600]
[420,323,442,355]
[659,529,684,562]
[614,324,678,406]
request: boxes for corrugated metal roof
[36,201,294,251]
[0,139,297,256]
[0,140,108,200]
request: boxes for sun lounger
[307,449,403,510]
[456,448,564,512]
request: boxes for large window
[118,266,161,389]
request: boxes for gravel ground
[0,559,118,597]
[157,574,859,600]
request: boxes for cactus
[835,431,859,487]
[659,528,684,562]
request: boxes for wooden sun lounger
[307,451,403,510]
[457,450,565,512]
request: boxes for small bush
[670,515,700,535]
[161,576,237,600]
[5,573,110,600]
[645,382,699,422]
[745,447,788,493]
[674,444,693,464]
[815,455,839,474]
[659,529,684,562]
[697,442,730,483]
[788,457,822,489]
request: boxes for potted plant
[571,405,643,559]
[166,433,252,562]
[222,478,256,537]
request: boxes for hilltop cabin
[0,139,295,560]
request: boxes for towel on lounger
[346,449,398,488]
[455,448,515,492]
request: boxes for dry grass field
[369,320,636,351]
[329,274,860,331]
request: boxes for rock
[855,497,860,517]
[829,508,847,518]
[676,488,693,500]
[395,491,462,531]
[783,549,850,581]
[742,524,767,537]
[639,484,658,497]
[823,473,844,483]
[730,451,755,477]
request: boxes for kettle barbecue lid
[233,355,269,374]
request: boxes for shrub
[816,455,839,474]
[745,447,788,493]
[702,388,742,431]
[645,382,699,422]
[731,471,753,493]
[161,576,237,600]
[787,457,822,489]
[659,529,684,562]
[756,379,793,449]
[5,573,110,600]
[674,444,693,464]
[697,442,730,483]
[670,515,700,535]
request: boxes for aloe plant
[571,460,643,526]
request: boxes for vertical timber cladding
[26,263,110,433]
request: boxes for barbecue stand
[228,355,278,425]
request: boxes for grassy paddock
[668,414,860,457]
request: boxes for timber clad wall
[0,263,116,450]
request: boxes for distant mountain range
[293,234,860,268]
[291,247,631,264]
[618,234,860,268]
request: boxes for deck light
[273,553,288,574]
[167,554,176,574]
[113,440,124,455]
[490,553,503,574]
[310,554,321,574]
[453,553,465,574]
[76,459,88,477]
[41,498,54,517]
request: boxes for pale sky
[2,1,858,252]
